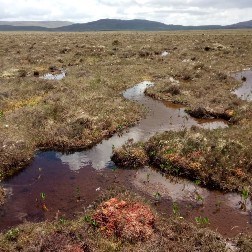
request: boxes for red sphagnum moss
[93,198,155,242]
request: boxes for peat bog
[1,30,252,251]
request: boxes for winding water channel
[0,80,251,237]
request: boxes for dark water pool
[1,81,248,237]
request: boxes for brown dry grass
[0,187,5,206]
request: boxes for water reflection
[232,69,252,101]
[40,71,66,80]
[0,81,230,232]
[161,51,169,57]
[57,81,227,171]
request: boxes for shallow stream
[0,80,251,237]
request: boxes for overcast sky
[0,0,252,25]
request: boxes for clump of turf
[93,197,155,242]
[0,190,229,251]
[111,140,148,168]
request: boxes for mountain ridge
[0,18,251,31]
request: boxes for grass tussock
[111,140,148,168]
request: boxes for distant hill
[0,25,48,31]
[0,21,73,28]
[227,20,252,29]
[0,18,251,32]
[54,19,222,31]
[56,19,175,31]
[0,25,49,31]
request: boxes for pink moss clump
[93,198,155,242]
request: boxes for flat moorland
[1,30,251,182]
[1,30,252,250]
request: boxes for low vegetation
[1,30,252,180]
[2,30,252,249]
[112,126,252,193]
[0,187,5,206]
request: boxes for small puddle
[161,51,169,57]
[1,81,244,237]
[232,69,252,101]
[40,70,66,80]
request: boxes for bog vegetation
[1,30,252,250]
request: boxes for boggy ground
[1,30,252,182]
[0,190,249,252]
[112,126,252,193]
[1,30,252,249]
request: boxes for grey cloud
[138,9,209,16]
[142,0,252,9]
[0,9,49,20]
[99,0,137,6]
[0,0,251,26]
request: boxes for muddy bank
[185,106,233,121]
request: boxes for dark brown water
[1,81,249,237]
[134,167,252,237]
[232,69,252,101]
[0,152,133,229]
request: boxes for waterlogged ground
[1,30,251,180]
[1,30,252,250]
[134,167,252,237]
[0,81,250,239]
[0,81,226,230]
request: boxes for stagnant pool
[1,80,250,237]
